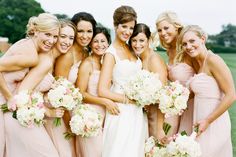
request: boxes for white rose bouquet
[69,105,103,138]
[123,70,163,107]
[165,132,201,157]
[159,81,190,118]
[145,136,167,157]
[8,90,45,128]
[47,77,83,126]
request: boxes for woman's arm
[76,59,119,115]
[0,73,12,100]
[17,54,51,92]
[98,53,129,104]
[0,43,38,72]
[149,53,168,84]
[54,52,73,78]
[149,53,168,140]
[196,54,236,135]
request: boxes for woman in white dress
[98,5,148,157]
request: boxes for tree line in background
[0,0,235,53]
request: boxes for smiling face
[36,28,59,52]
[91,33,109,56]
[116,20,135,42]
[181,31,205,58]
[76,20,93,47]
[157,20,178,46]
[131,32,149,56]
[56,25,75,54]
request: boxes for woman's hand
[45,106,65,118]
[193,119,210,137]
[102,98,120,115]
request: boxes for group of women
[0,5,235,157]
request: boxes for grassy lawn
[219,53,236,156]
[158,51,236,156]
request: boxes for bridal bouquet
[47,77,83,126]
[123,70,163,107]
[158,81,190,118]
[145,136,167,157]
[69,105,103,137]
[165,132,201,157]
[8,90,45,128]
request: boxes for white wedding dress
[102,45,148,157]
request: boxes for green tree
[54,13,70,20]
[208,24,236,47]
[0,0,44,43]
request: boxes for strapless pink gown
[0,68,29,157]
[76,70,106,157]
[68,61,81,84]
[35,73,76,157]
[4,72,60,157]
[188,73,232,157]
[167,63,195,136]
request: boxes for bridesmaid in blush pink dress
[168,61,195,135]
[75,27,112,157]
[155,11,184,136]
[0,13,60,157]
[177,25,235,157]
[36,20,77,157]
[0,69,29,157]
[129,23,167,141]
[54,16,97,155]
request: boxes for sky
[36,0,236,35]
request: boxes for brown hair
[113,5,137,26]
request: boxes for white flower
[165,133,201,157]
[70,105,103,137]
[123,70,163,107]
[48,77,83,111]
[159,81,190,117]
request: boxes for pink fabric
[3,70,60,157]
[166,63,195,136]
[34,73,55,92]
[0,68,29,157]
[76,70,106,157]
[68,61,81,84]
[188,73,232,157]
[35,73,75,157]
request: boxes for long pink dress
[168,63,195,135]
[35,73,76,157]
[76,68,106,157]
[0,69,29,157]
[188,73,233,157]
[4,72,60,157]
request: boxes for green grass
[158,51,236,156]
[219,53,236,156]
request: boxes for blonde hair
[175,25,208,63]
[59,19,77,37]
[26,13,60,37]
[155,11,183,49]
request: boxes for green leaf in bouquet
[163,122,172,135]
[31,98,38,104]
[63,131,75,140]
[194,125,199,133]
[180,130,187,136]
[12,111,17,119]
[53,117,61,127]
[1,104,10,113]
